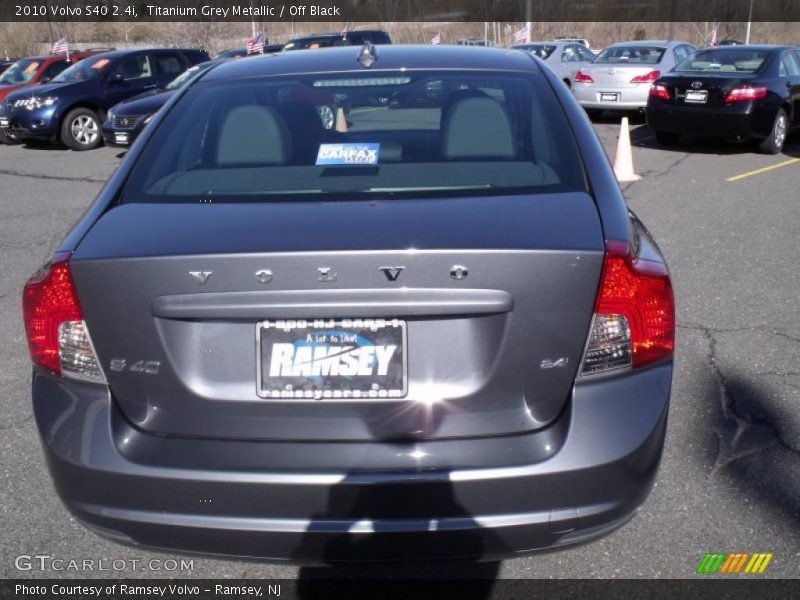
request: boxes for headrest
[441,96,515,160]
[217,105,291,166]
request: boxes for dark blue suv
[0,48,208,150]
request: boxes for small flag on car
[245,32,265,55]
[51,37,69,55]
[341,23,349,38]
[513,24,530,43]
[431,31,442,45]
[710,21,719,46]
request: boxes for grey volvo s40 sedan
[23,45,674,562]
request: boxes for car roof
[202,45,541,82]
[702,44,796,52]
[19,49,105,62]
[604,40,687,48]
[80,48,200,61]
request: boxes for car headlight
[19,96,58,111]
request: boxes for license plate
[114,132,129,144]
[600,92,619,102]
[685,90,708,104]
[0,118,9,128]
[257,319,407,400]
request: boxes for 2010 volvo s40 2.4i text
[23,44,674,562]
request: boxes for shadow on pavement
[296,474,501,598]
[697,372,800,533]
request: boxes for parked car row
[0,30,394,151]
[2,35,797,155]
[514,39,799,154]
[0,48,209,149]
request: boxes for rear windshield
[594,46,666,64]
[121,70,586,203]
[0,59,42,84]
[514,45,557,59]
[675,49,768,73]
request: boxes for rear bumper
[572,84,650,110]
[646,102,766,139]
[33,362,672,563]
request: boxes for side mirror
[107,72,124,84]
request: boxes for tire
[758,108,788,155]
[0,129,22,145]
[60,107,102,151]
[655,131,681,146]
[317,105,335,130]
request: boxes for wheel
[0,129,22,145]
[317,105,335,130]
[654,131,681,146]
[758,108,788,155]
[61,107,102,150]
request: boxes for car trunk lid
[70,193,604,441]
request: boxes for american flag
[710,21,719,46]
[245,32,265,55]
[341,23,349,38]
[431,31,442,45]
[513,24,530,43]
[51,37,69,55]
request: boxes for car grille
[113,114,145,130]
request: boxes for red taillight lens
[596,241,674,368]
[724,85,767,102]
[630,70,661,84]
[579,241,675,378]
[574,70,593,83]
[22,252,82,374]
[649,83,671,100]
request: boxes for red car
[0,49,110,143]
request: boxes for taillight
[649,83,671,100]
[22,252,106,383]
[630,70,660,84]
[578,240,674,379]
[574,70,594,83]
[724,85,767,103]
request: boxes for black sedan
[23,45,674,562]
[102,60,221,146]
[647,45,800,154]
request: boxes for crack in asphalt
[0,168,106,184]
[677,323,800,472]
[640,151,693,180]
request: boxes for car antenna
[357,41,378,68]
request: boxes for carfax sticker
[316,143,380,166]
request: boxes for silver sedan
[512,41,596,88]
[572,40,696,115]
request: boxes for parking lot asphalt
[1,119,798,580]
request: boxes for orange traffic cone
[335,107,348,133]
[613,116,641,182]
